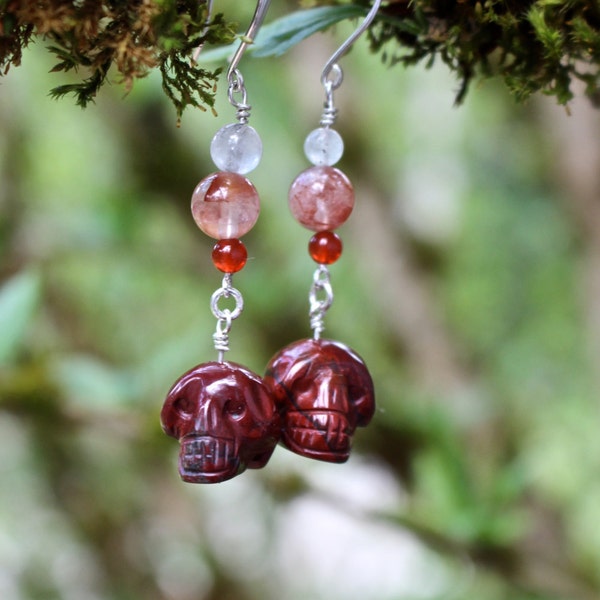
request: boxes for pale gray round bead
[210,123,262,174]
[304,127,344,166]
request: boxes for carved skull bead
[161,361,280,484]
[265,339,375,463]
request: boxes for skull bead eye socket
[223,399,247,420]
[347,385,363,404]
[172,396,195,418]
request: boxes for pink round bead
[288,166,354,232]
[191,172,260,239]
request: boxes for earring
[265,1,381,464]
[161,0,280,484]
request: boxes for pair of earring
[160,0,380,484]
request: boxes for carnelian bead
[288,166,354,232]
[308,231,343,264]
[191,172,260,239]
[212,239,248,273]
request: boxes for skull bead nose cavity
[316,370,348,412]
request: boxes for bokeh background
[1,3,600,599]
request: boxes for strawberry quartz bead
[288,166,354,232]
[191,172,260,239]
[212,239,248,273]
[309,231,343,264]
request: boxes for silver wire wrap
[319,77,339,127]
[309,265,334,340]
[319,0,382,125]
[211,274,244,362]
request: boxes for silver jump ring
[210,284,244,322]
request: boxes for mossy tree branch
[2,1,600,117]
[371,0,600,105]
[0,0,235,120]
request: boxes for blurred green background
[1,5,600,599]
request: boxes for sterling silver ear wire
[321,0,382,85]
[290,0,383,339]
[226,0,271,86]
[192,0,215,62]
[192,0,271,110]
[319,0,383,128]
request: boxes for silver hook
[321,0,382,91]
[226,0,272,87]
[192,0,215,63]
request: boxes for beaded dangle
[264,1,382,464]
[161,0,280,484]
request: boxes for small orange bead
[308,231,343,264]
[212,239,248,273]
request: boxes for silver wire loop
[322,63,344,93]
[211,274,244,361]
[309,265,334,340]
[227,68,247,102]
[227,69,252,123]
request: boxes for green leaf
[197,5,367,64]
[0,270,42,366]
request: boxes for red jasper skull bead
[264,339,375,463]
[161,362,280,483]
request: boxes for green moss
[369,0,600,105]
